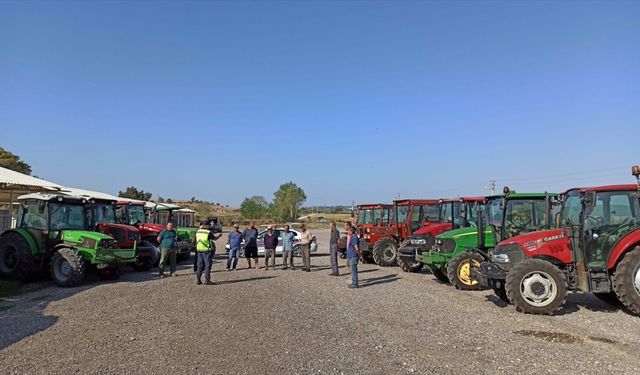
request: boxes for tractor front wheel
[447,252,484,290]
[431,268,449,283]
[612,246,640,315]
[372,238,399,267]
[505,259,567,315]
[0,232,34,280]
[50,248,86,287]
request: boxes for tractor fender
[607,228,640,270]
[1,228,38,255]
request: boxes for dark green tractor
[0,193,136,287]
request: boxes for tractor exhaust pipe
[632,165,640,189]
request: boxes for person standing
[281,225,296,270]
[194,221,216,285]
[227,224,243,271]
[193,218,223,272]
[299,224,312,272]
[157,222,178,278]
[263,226,278,270]
[243,221,260,269]
[329,222,340,276]
[347,226,362,288]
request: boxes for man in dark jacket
[263,226,278,270]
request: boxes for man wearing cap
[263,226,278,270]
[281,225,296,270]
[227,224,243,271]
[329,222,340,276]
[299,224,313,272]
[194,221,217,285]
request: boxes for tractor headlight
[435,238,443,246]
[79,238,98,249]
[492,253,510,263]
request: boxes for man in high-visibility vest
[194,221,218,285]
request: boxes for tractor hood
[138,223,164,233]
[98,222,140,234]
[436,226,478,240]
[412,222,453,236]
[495,228,568,253]
[60,230,113,243]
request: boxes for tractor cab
[356,203,392,239]
[398,197,485,273]
[479,178,640,315]
[115,201,164,243]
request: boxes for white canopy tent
[0,166,64,231]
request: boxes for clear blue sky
[1,1,638,207]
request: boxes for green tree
[240,195,269,220]
[273,182,306,221]
[0,147,32,175]
[118,186,152,201]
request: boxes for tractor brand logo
[542,233,565,242]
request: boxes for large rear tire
[505,259,567,315]
[447,252,484,290]
[50,248,86,287]
[432,268,450,283]
[372,238,398,267]
[0,232,34,280]
[612,246,640,315]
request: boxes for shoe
[227,268,232,272]
[159,273,165,278]
[264,267,269,271]
[282,267,288,270]
[196,279,202,285]
[304,269,311,272]
[204,280,215,285]
[348,284,359,289]
[170,273,177,277]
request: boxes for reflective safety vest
[195,229,212,251]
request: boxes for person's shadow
[360,274,400,288]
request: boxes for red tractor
[115,201,164,245]
[355,203,393,239]
[364,199,441,266]
[478,166,640,315]
[398,197,485,272]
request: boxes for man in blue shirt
[347,226,363,288]
[227,223,243,271]
[243,221,259,269]
[157,222,178,278]
[281,225,296,270]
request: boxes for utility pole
[486,180,496,195]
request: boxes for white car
[224,228,317,257]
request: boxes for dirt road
[1,229,639,374]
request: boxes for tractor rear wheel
[400,258,424,273]
[447,252,484,290]
[612,246,640,315]
[0,232,34,280]
[372,238,399,267]
[133,240,155,271]
[593,292,623,306]
[50,248,86,287]
[505,259,567,315]
[431,268,450,283]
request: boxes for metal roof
[18,192,88,202]
[0,166,63,203]
[59,187,121,202]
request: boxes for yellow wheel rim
[458,259,480,286]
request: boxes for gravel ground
[1,229,639,374]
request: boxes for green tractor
[418,188,557,290]
[0,193,136,287]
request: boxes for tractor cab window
[93,203,116,225]
[410,205,424,232]
[357,209,373,225]
[20,201,48,230]
[562,193,582,227]
[465,202,479,227]
[504,199,546,238]
[396,206,409,225]
[441,202,453,224]
[372,208,384,226]
[452,202,464,227]
[425,205,439,222]
[487,199,503,228]
[127,205,147,225]
[49,203,86,231]
[584,191,639,266]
